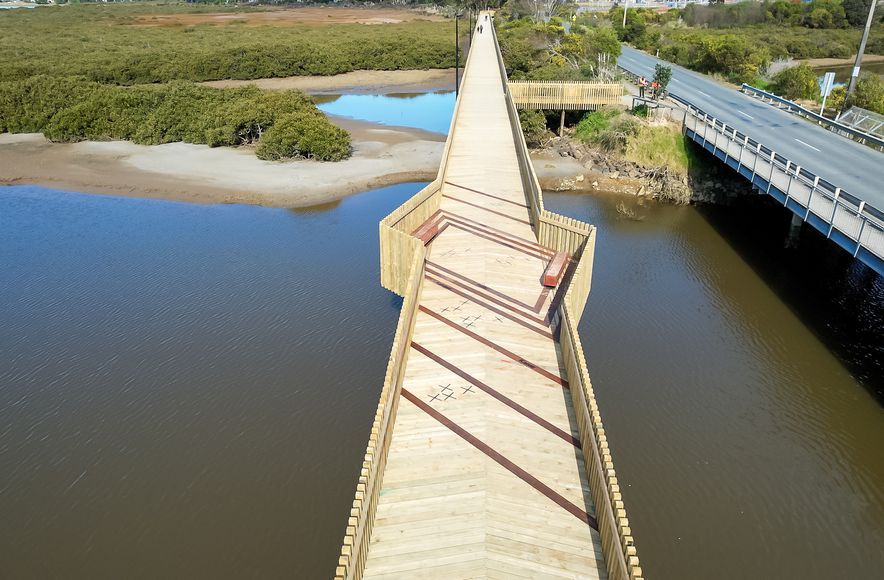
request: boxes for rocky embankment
[532,135,742,205]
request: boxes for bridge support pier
[559,109,566,136]
[785,212,803,249]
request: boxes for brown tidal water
[545,191,884,579]
[1,184,882,579]
[0,184,420,579]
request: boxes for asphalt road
[618,46,884,209]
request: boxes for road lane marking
[737,110,754,119]
[697,90,712,98]
[794,138,821,152]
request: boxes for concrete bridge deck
[336,14,641,580]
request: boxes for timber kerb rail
[493,20,644,580]
[678,98,884,273]
[740,84,884,150]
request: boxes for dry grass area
[131,7,445,28]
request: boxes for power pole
[846,0,878,98]
[622,0,628,30]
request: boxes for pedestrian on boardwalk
[478,24,483,34]
[638,76,647,99]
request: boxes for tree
[654,64,672,95]
[772,64,821,100]
[842,0,874,26]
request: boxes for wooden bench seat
[412,214,444,245]
[542,251,568,287]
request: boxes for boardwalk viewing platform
[335,14,641,579]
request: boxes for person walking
[638,76,647,99]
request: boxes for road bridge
[334,14,642,580]
[619,46,884,275]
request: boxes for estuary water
[315,91,456,134]
[0,184,420,578]
[0,184,882,579]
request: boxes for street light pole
[622,0,628,30]
[846,0,879,98]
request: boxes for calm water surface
[1,184,882,578]
[316,92,455,134]
[546,192,884,579]
[0,184,422,578]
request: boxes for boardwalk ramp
[335,14,642,580]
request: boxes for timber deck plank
[361,17,606,580]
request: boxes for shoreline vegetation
[496,0,883,204]
[0,4,459,159]
[0,3,463,205]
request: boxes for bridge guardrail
[676,96,884,264]
[740,84,884,151]
[494,20,643,580]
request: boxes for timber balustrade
[509,80,623,110]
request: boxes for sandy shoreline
[203,68,457,95]
[0,117,446,208]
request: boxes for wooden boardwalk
[335,13,641,580]
[362,23,605,580]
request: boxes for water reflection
[0,183,425,579]
[315,91,456,134]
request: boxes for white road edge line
[737,110,754,119]
[794,138,821,152]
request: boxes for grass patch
[624,125,695,176]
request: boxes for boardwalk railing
[680,99,884,274]
[740,84,884,150]
[509,80,623,110]
[493,20,644,580]
[334,33,482,579]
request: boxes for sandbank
[202,68,457,95]
[0,118,445,208]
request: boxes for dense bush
[851,72,884,112]
[517,109,550,148]
[0,5,457,85]
[0,77,350,160]
[772,64,821,100]
[256,111,350,161]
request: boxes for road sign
[821,72,836,97]
[820,71,836,115]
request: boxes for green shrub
[772,64,821,100]
[0,5,457,85]
[597,116,640,153]
[574,109,619,143]
[851,72,884,114]
[0,76,351,160]
[256,111,351,162]
[518,109,549,148]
